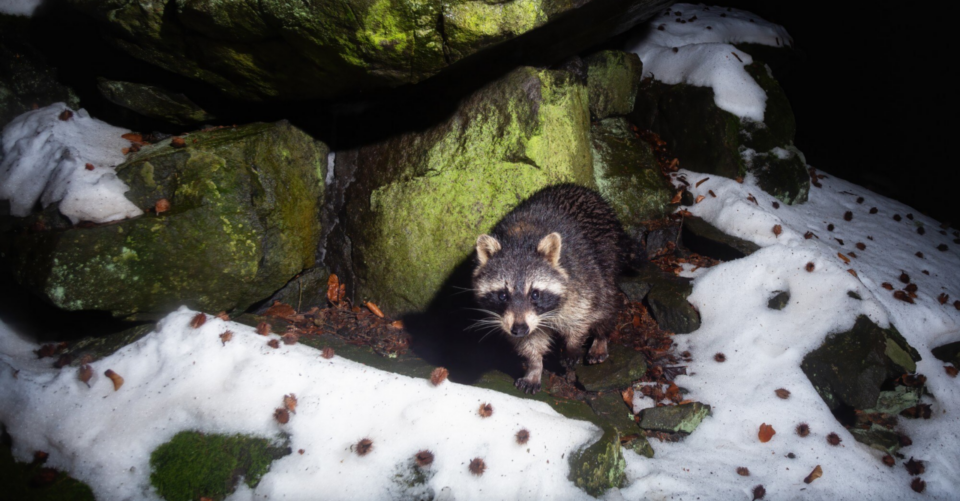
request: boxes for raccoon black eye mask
[472,184,630,394]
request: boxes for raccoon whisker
[465,319,503,332]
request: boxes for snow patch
[627,3,792,121]
[0,103,142,224]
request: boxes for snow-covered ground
[0,308,599,500]
[0,103,142,224]
[616,170,960,500]
[627,3,792,121]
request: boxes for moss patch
[0,432,94,501]
[150,431,290,501]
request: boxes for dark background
[724,1,957,225]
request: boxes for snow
[627,3,793,121]
[0,0,44,16]
[0,103,143,224]
[0,308,599,501]
[617,169,960,500]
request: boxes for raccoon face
[473,233,567,338]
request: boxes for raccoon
[472,184,632,394]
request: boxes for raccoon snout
[510,322,530,337]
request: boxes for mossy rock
[568,427,626,497]
[150,431,290,501]
[0,23,80,128]
[576,344,648,391]
[0,429,95,501]
[584,50,642,120]
[336,66,594,315]
[800,315,921,412]
[65,0,670,101]
[96,78,215,126]
[629,57,809,204]
[4,121,327,320]
[590,117,673,236]
[638,402,711,434]
[645,276,700,334]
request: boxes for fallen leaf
[622,387,635,407]
[758,423,776,442]
[58,110,73,121]
[327,274,346,305]
[893,291,915,304]
[775,388,790,399]
[283,394,298,413]
[430,367,448,386]
[391,320,404,329]
[257,321,271,336]
[837,253,850,264]
[695,177,710,188]
[695,195,705,204]
[321,347,335,359]
[104,369,124,391]
[154,198,171,214]
[847,269,858,278]
[170,136,186,148]
[737,466,750,476]
[804,465,823,484]
[365,302,384,318]
[773,225,782,237]
[190,313,206,328]
[274,407,290,424]
[78,364,93,386]
[219,331,233,345]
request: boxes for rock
[630,61,809,204]
[584,51,642,120]
[334,66,594,315]
[638,402,711,434]
[618,275,653,303]
[584,391,654,458]
[576,344,648,391]
[96,78,215,126]
[66,0,671,101]
[801,316,920,412]
[801,315,924,452]
[931,341,960,366]
[4,121,326,319]
[568,427,626,497]
[681,215,760,261]
[254,266,330,315]
[644,223,680,260]
[0,19,80,128]
[767,291,790,310]
[644,272,700,334]
[590,117,674,236]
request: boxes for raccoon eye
[530,290,540,301]
[497,291,508,302]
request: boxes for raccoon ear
[476,234,501,266]
[537,232,562,267]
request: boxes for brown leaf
[281,332,299,345]
[390,320,404,329]
[154,198,171,214]
[256,321,271,336]
[882,455,895,467]
[622,387,635,407]
[893,291,915,304]
[469,457,486,476]
[265,301,297,318]
[216,311,230,321]
[430,367,448,386]
[85,163,95,171]
[747,194,758,205]
[899,272,910,283]
[775,388,790,399]
[283,394,298,413]
[695,177,710,188]
[104,369,124,391]
[911,477,925,493]
[274,407,290,424]
[938,293,949,305]
[321,347,335,359]
[837,253,850,264]
[190,313,206,328]
[355,438,373,456]
[708,190,717,198]
[415,450,434,467]
[515,429,530,445]
[478,402,494,418]
[805,262,815,272]
[844,211,853,221]
[826,432,842,445]
[752,484,765,500]
[803,464,823,484]
[695,195,705,204]
[881,282,894,290]
[670,190,684,204]
[735,176,744,184]
[737,466,750,476]
[905,457,925,476]
[58,109,73,121]
[772,225,782,237]
[327,274,345,305]
[219,331,233,345]
[758,423,776,443]
[856,242,866,250]
[78,364,93,386]
[945,365,958,377]
[267,339,280,349]
[365,302,385,318]
[170,136,186,148]
[847,269,858,278]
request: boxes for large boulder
[64,0,671,101]
[3,121,326,320]
[630,61,809,204]
[584,50,643,120]
[333,66,594,315]
[97,78,215,127]
[800,315,924,453]
[590,117,673,236]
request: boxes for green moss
[585,50,642,119]
[150,431,290,501]
[347,67,593,314]
[8,121,326,319]
[0,434,94,501]
[444,0,545,58]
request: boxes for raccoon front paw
[585,352,609,365]
[515,377,541,395]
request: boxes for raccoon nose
[511,322,530,337]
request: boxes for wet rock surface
[97,78,215,126]
[638,402,711,434]
[3,121,327,320]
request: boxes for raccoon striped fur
[472,184,632,394]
